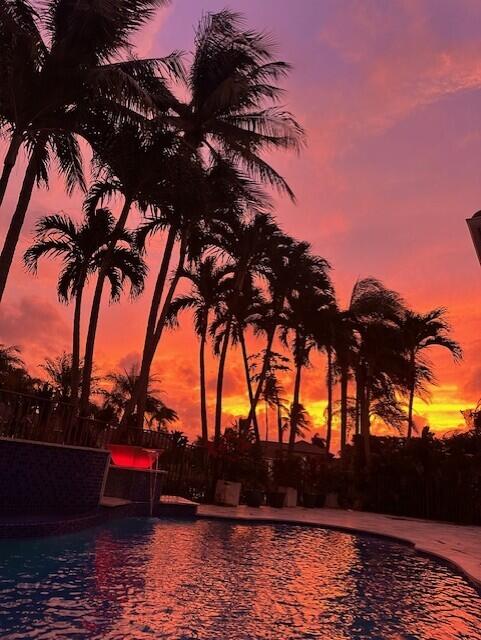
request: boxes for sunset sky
[1,0,481,448]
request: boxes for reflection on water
[0,518,480,639]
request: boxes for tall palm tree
[210,276,267,443]
[206,213,283,442]
[154,10,304,195]
[125,158,262,431]
[247,239,321,429]
[78,121,190,415]
[0,0,176,302]
[401,308,462,439]
[0,0,42,203]
[23,207,146,403]
[347,278,407,463]
[166,256,231,445]
[278,253,334,452]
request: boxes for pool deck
[198,505,481,587]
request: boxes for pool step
[156,495,199,518]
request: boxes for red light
[108,444,159,469]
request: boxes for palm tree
[251,351,289,442]
[125,157,262,431]
[0,344,37,393]
[206,213,284,442]
[78,122,189,415]
[0,0,41,204]
[0,0,175,302]
[154,10,304,195]
[400,308,462,439]
[211,276,268,443]
[247,239,321,430]
[40,352,80,402]
[279,253,334,452]
[347,278,407,463]
[0,344,24,373]
[283,403,311,440]
[23,208,146,403]
[166,256,231,445]
[101,365,177,428]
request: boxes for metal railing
[0,388,173,450]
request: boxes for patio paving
[198,504,481,587]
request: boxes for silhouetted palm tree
[167,256,231,444]
[247,239,322,429]
[78,122,189,414]
[154,9,304,196]
[0,0,175,302]
[206,213,283,442]
[279,253,334,452]
[101,365,177,428]
[250,351,289,442]
[0,0,41,203]
[283,403,310,440]
[24,207,146,403]
[400,308,462,439]
[211,276,268,442]
[127,158,262,431]
[347,278,407,463]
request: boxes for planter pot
[267,491,286,508]
[215,480,241,507]
[325,491,339,509]
[316,493,326,508]
[244,489,264,508]
[302,493,318,508]
[278,486,298,507]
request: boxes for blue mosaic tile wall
[0,439,110,515]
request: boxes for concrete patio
[198,505,481,587]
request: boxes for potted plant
[302,458,326,508]
[244,462,268,508]
[268,455,301,508]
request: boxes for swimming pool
[0,518,480,639]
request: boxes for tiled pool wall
[0,438,110,515]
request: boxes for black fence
[0,387,211,500]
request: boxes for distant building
[260,439,325,462]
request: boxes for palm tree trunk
[214,317,232,444]
[407,353,416,439]
[407,383,415,440]
[0,136,45,303]
[355,370,362,436]
[239,328,260,442]
[199,318,209,446]
[134,232,188,430]
[121,225,177,426]
[70,276,86,406]
[277,403,283,443]
[247,320,278,427]
[0,132,23,208]
[340,363,348,457]
[360,373,371,466]
[325,345,333,455]
[80,196,133,415]
[288,358,303,453]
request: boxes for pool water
[0,518,480,639]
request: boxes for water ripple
[0,518,480,639]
